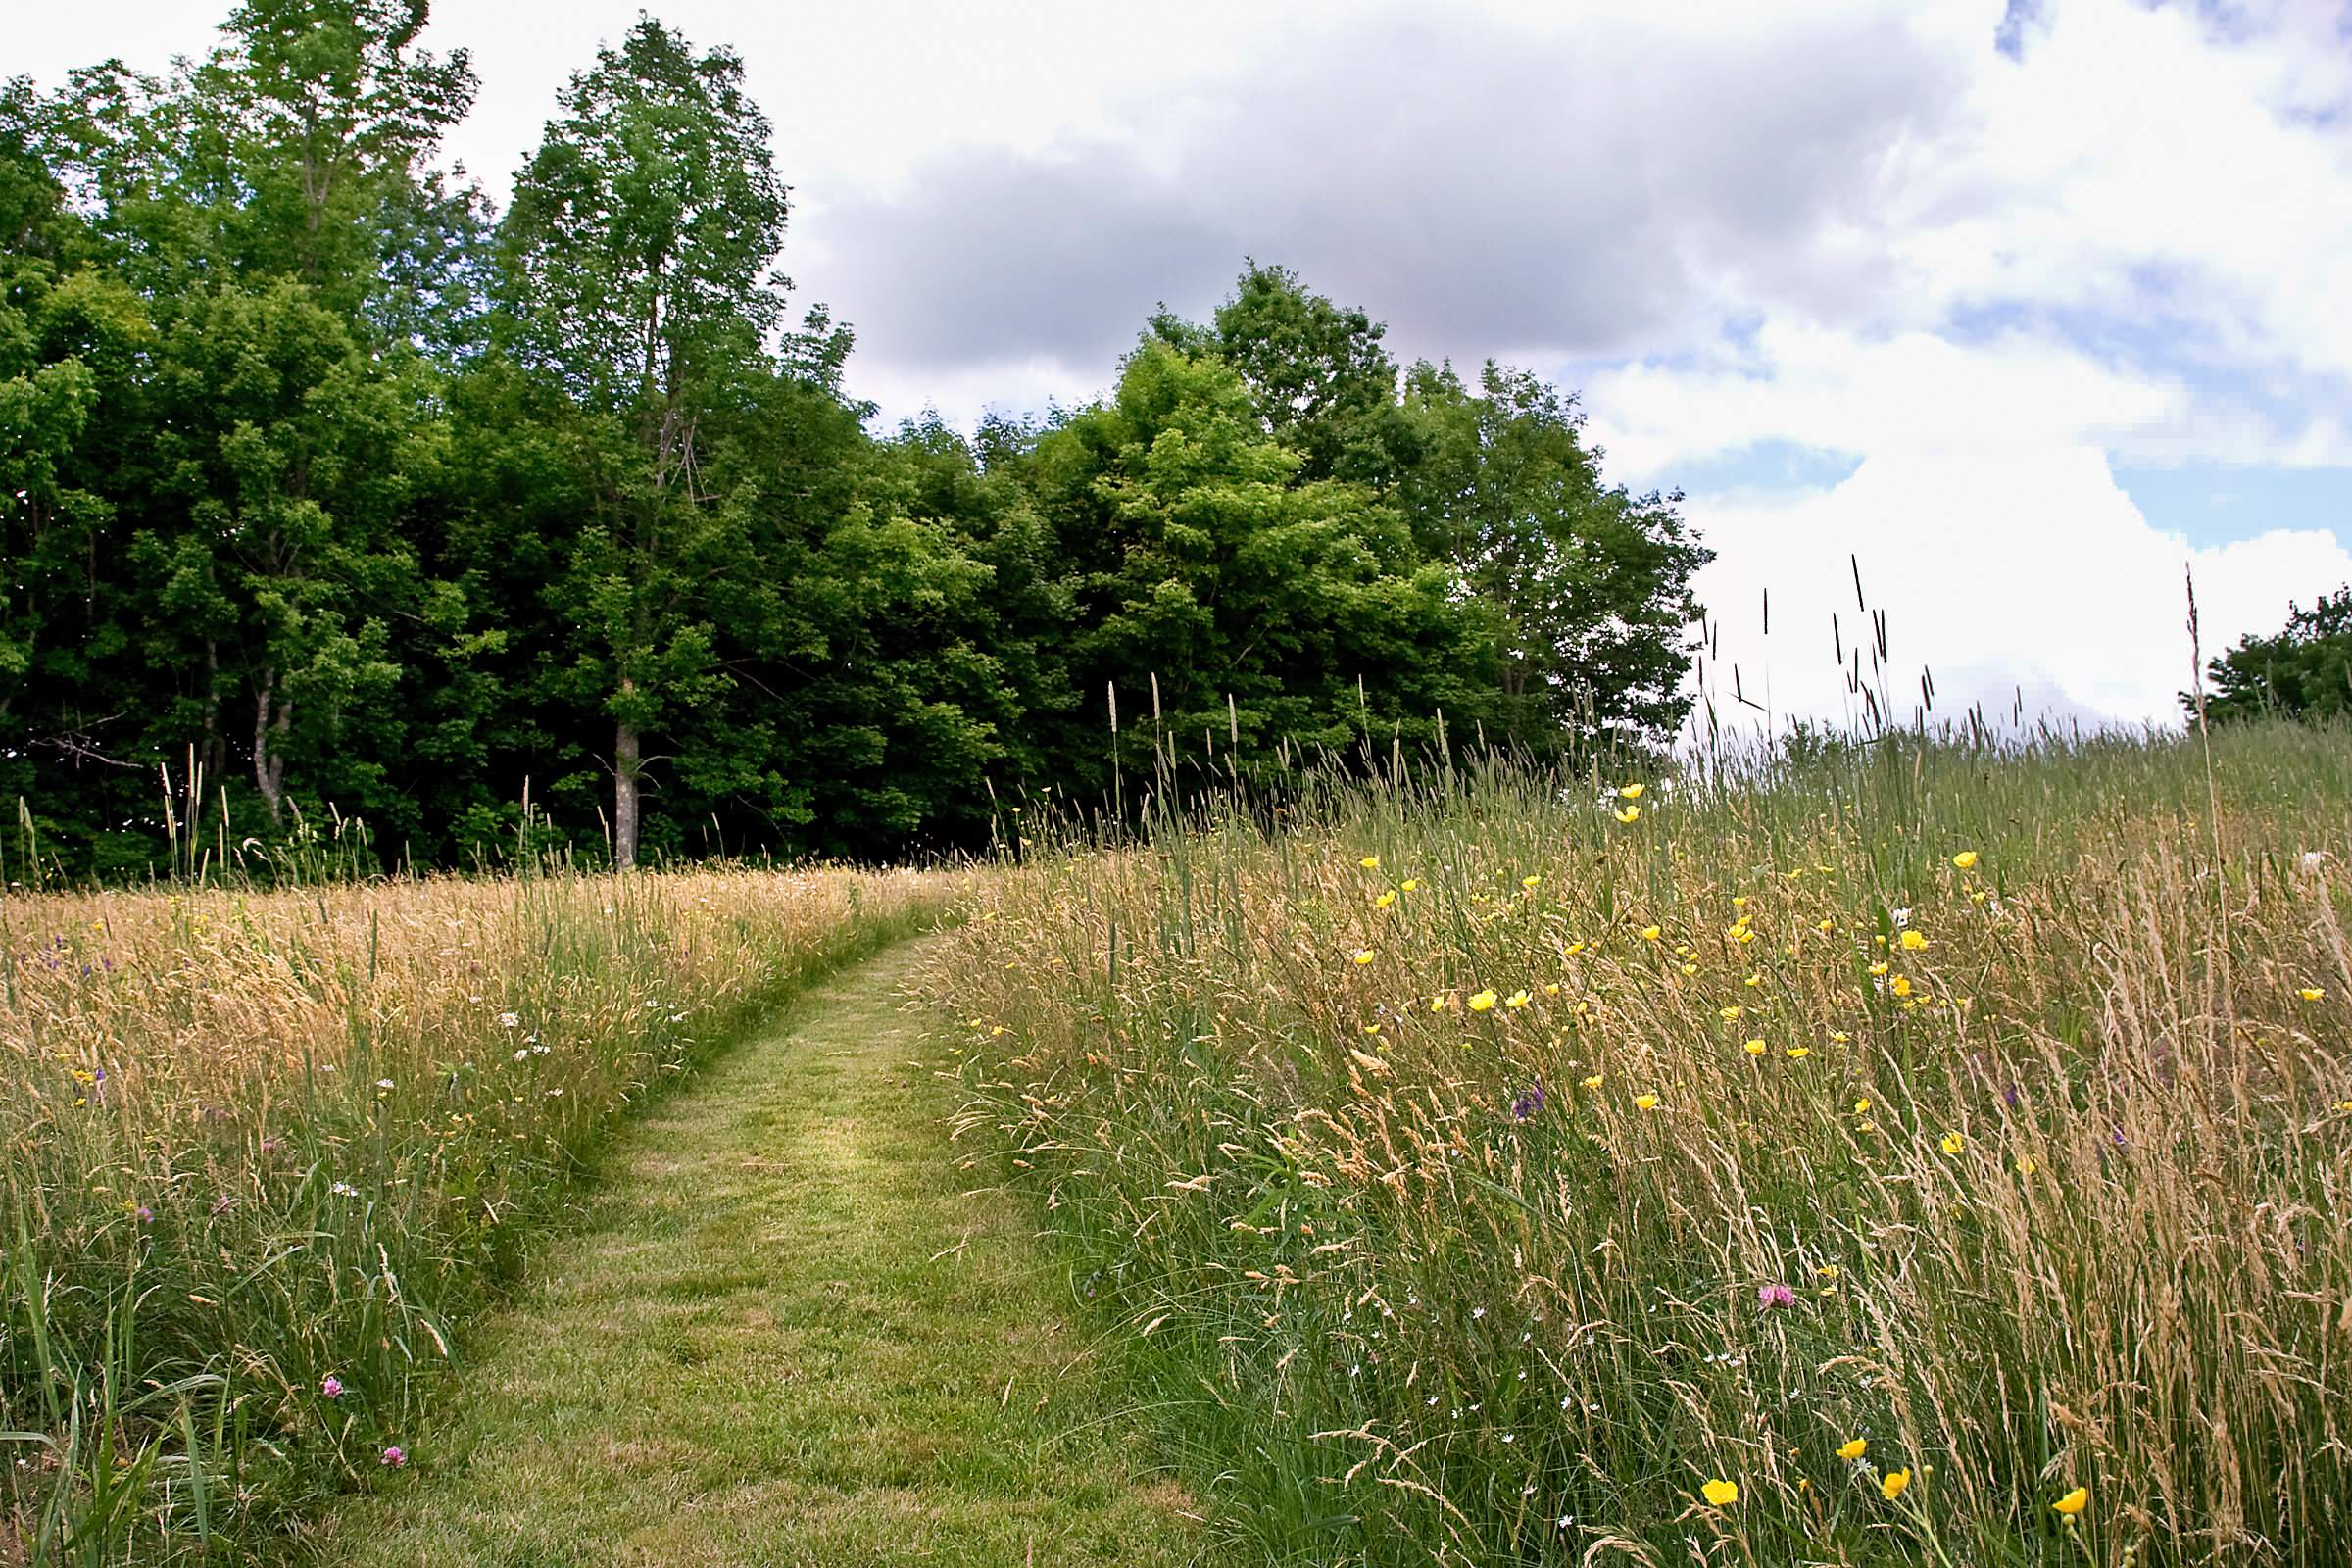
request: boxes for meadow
[0,864,954,1562]
[8,719,2349,1568]
[926,722,2352,1567]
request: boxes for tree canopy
[1,5,1715,877]
[2192,587,2352,725]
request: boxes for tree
[2192,587,2352,724]
[1394,361,1710,751]
[1171,265,1712,755]
[193,0,479,325]
[1025,337,1495,803]
[7,2,480,865]
[1166,260,1405,485]
[497,15,791,867]
[31,1,479,328]
[0,94,151,839]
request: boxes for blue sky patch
[2112,462,2352,553]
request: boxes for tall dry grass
[927,724,2352,1567]
[0,864,956,1562]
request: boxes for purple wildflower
[1510,1083,1545,1121]
[321,1375,343,1399]
[1756,1283,1797,1309]
[379,1445,405,1468]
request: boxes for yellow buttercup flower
[1743,1039,1767,1056]
[2017,1155,2038,1175]
[1359,856,1380,869]
[1544,982,1560,995]
[1635,1093,1659,1110]
[2053,1486,2087,1517]
[2300,987,2327,1002]
[1881,1468,1911,1499]
[1952,850,1979,869]
[1890,976,1913,998]
[1400,879,1420,892]
[1468,989,1498,1012]
[1505,990,1531,1008]
[1719,1004,1743,1021]
[1352,949,1375,965]
[1619,782,1644,798]
[1838,1437,1868,1461]
[1899,929,1929,951]
[1614,804,1642,823]
[1522,874,1542,890]
[1868,960,1889,977]
[1786,1046,1811,1059]
[1641,925,1662,941]
[1680,961,1698,975]
[1374,890,1396,909]
[1581,1074,1603,1090]
[1854,1098,1871,1113]
[1939,1132,1964,1154]
[1701,1478,1737,1506]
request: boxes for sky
[15,0,2352,734]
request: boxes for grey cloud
[797,151,1237,373]
[796,6,1971,406]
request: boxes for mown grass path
[310,939,1215,1567]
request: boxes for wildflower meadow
[0,864,953,1561]
[927,721,2352,1567]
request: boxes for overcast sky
[15,0,2352,732]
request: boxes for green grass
[927,721,2352,1567]
[304,938,1223,1568]
[0,867,952,1562]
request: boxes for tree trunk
[253,674,288,826]
[202,640,225,779]
[613,710,641,870]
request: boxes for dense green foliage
[3,2,1710,877]
[2192,585,2352,724]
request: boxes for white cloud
[1892,0,2352,381]
[1689,446,2352,732]
[1583,321,2195,480]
